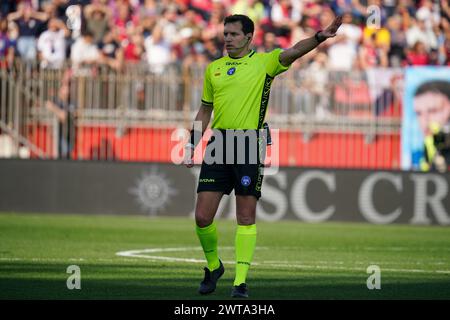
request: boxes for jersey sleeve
[265,48,290,77]
[201,64,214,106]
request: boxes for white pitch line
[114,247,450,275]
[1,246,448,275]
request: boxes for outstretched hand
[321,15,343,38]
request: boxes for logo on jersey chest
[227,67,236,75]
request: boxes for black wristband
[189,129,202,148]
[314,31,326,43]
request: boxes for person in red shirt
[407,41,430,65]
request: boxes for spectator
[444,25,450,66]
[178,28,208,77]
[415,0,440,31]
[257,32,280,52]
[0,20,15,69]
[1,0,16,18]
[190,0,214,21]
[386,14,408,67]
[113,0,135,42]
[292,51,331,118]
[363,24,391,54]
[174,27,199,61]
[137,0,163,17]
[7,3,48,64]
[144,24,174,74]
[70,30,100,74]
[327,11,361,71]
[122,31,144,64]
[231,0,265,26]
[290,15,316,48]
[300,0,324,30]
[358,33,389,69]
[202,4,225,42]
[84,2,111,45]
[442,0,450,22]
[98,29,124,71]
[406,16,438,52]
[319,7,337,34]
[435,18,449,65]
[406,41,430,65]
[270,0,302,40]
[203,38,222,61]
[331,0,365,22]
[45,70,76,159]
[159,5,181,46]
[178,10,205,38]
[41,0,58,20]
[37,18,69,69]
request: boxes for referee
[184,14,342,298]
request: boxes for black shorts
[196,129,266,200]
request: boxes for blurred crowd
[0,0,449,74]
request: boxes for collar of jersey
[227,49,255,60]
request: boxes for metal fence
[0,60,403,168]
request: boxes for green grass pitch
[0,212,449,299]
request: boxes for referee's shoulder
[210,55,229,65]
[250,49,280,60]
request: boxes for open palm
[322,15,343,38]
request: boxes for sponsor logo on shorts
[241,176,251,187]
[199,178,215,183]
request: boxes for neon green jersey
[201,48,290,129]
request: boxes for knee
[195,210,214,228]
[236,212,255,225]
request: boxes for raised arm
[279,15,342,67]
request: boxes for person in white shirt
[406,16,438,52]
[327,12,362,71]
[144,25,173,74]
[37,18,69,69]
[70,30,100,75]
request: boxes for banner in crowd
[1,160,449,225]
[402,67,450,170]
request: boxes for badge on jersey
[227,67,236,75]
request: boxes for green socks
[234,224,257,286]
[196,222,220,271]
[196,222,257,285]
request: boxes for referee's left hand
[321,15,343,39]
[184,144,195,168]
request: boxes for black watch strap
[315,31,326,43]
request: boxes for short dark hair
[224,14,254,35]
[415,80,450,100]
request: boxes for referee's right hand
[184,143,195,168]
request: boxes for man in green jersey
[184,14,342,298]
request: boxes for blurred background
[0,0,448,169]
[0,0,449,224]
